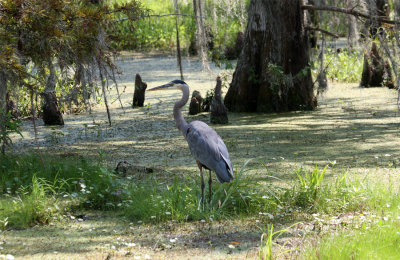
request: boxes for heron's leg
[200,169,205,204]
[208,170,212,202]
[197,161,205,204]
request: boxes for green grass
[1,152,399,238]
[0,175,59,229]
[299,170,400,259]
[124,159,278,222]
[0,153,131,228]
[280,163,400,216]
[0,153,128,210]
[259,170,400,259]
[258,223,301,260]
[2,153,400,260]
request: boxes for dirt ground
[4,52,400,259]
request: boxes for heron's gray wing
[217,138,234,180]
[185,121,220,163]
[185,121,234,182]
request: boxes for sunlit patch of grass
[261,167,400,259]
[125,177,201,222]
[276,162,400,216]
[303,208,400,259]
[296,166,400,259]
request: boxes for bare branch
[116,13,200,22]
[302,5,398,25]
[305,26,339,38]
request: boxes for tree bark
[225,0,315,113]
[192,0,210,71]
[98,62,112,126]
[0,71,7,155]
[173,0,184,80]
[210,76,228,124]
[366,0,389,38]
[307,0,319,48]
[132,74,147,107]
[347,0,360,48]
[0,71,6,115]
[41,61,64,125]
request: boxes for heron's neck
[174,85,189,135]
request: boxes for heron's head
[148,80,188,91]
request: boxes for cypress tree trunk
[224,0,315,113]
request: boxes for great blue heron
[148,80,234,203]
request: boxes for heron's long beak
[147,82,174,91]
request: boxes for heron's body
[184,120,234,183]
[148,80,234,202]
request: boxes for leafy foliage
[312,49,363,83]
[0,0,146,117]
[110,0,248,52]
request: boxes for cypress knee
[189,90,203,115]
[132,74,147,107]
[210,76,228,124]
[360,42,393,88]
[41,61,64,125]
[42,91,64,125]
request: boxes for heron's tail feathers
[215,154,234,183]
